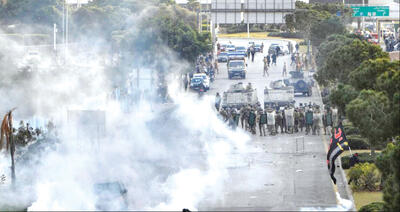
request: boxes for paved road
[198,38,351,210]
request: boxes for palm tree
[1,109,16,185]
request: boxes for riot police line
[214,99,339,137]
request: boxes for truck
[227,59,247,79]
[264,80,295,109]
[222,82,258,109]
[283,71,313,96]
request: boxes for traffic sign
[351,6,389,17]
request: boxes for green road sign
[351,6,389,17]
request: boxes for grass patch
[344,166,383,210]
[217,32,304,43]
[353,191,383,211]
[342,150,382,157]
[218,32,269,38]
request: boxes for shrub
[299,40,307,45]
[343,123,360,135]
[358,202,384,212]
[341,152,379,169]
[268,32,303,39]
[347,163,381,191]
[347,135,369,150]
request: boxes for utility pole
[66,3,69,61]
[362,0,365,32]
[53,24,57,51]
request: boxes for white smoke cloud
[0,3,252,210]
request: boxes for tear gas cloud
[0,3,251,210]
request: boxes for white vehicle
[226,44,236,52]
[264,80,295,108]
[192,73,210,90]
[222,83,258,109]
[279,45,289,55]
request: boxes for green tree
[346,90,392,155]
[376,140,400,211]
[349,58,399,91]
[317,39,388,85]
[0,0,63,25]
[186,0,199,12]
[329,83,359,116]
[376,65,400,137]
[121,3,209,63]
[285,2,351,36]
[70,5,131,42]
[310,17,346,49]
[315,34,355,80]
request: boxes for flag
[327,123,349,184]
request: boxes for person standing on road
[282,62,287,77]
[233,109,240,130]
[272,53,277,66]
[275,110,283,134]
[247,47,251,59]
[261,42,264,53]
[291,54,296,66]
[266,54,271,67]
[295,43,299,52]
[325,107,333,135]
[263,56,269,77]
[305,108,313,135]
[288,42,293,54]
[294,108,300,133]
[299,105,305,132]
[214,59,219,74]
[240,107,246,129]
[276,46,281,56]
[248,108,257,135]
[250,46,256,62]
[312,107,321,136]
[258,110,267,136]
[215,93,221,111]
[267,108,276,135]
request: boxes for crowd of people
[215,98,339,137]
[262,42,316,78]
[384,33,400,52]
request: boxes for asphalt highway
[198,38,352,211]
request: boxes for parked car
[279,45,289,55]
[283,71,313,96]
[217,52,229,62]
[190,73,210,91]
[268,44,279,55]
[220,44,227,52]
[228,51,246,60]
[235,46,247,56]
[254,44,262,52]
[226,44,236,52]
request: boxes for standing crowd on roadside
[215,95,339,137]
[384,33,400,52]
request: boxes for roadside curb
[316,83,356,211]
[338,156,357,211]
